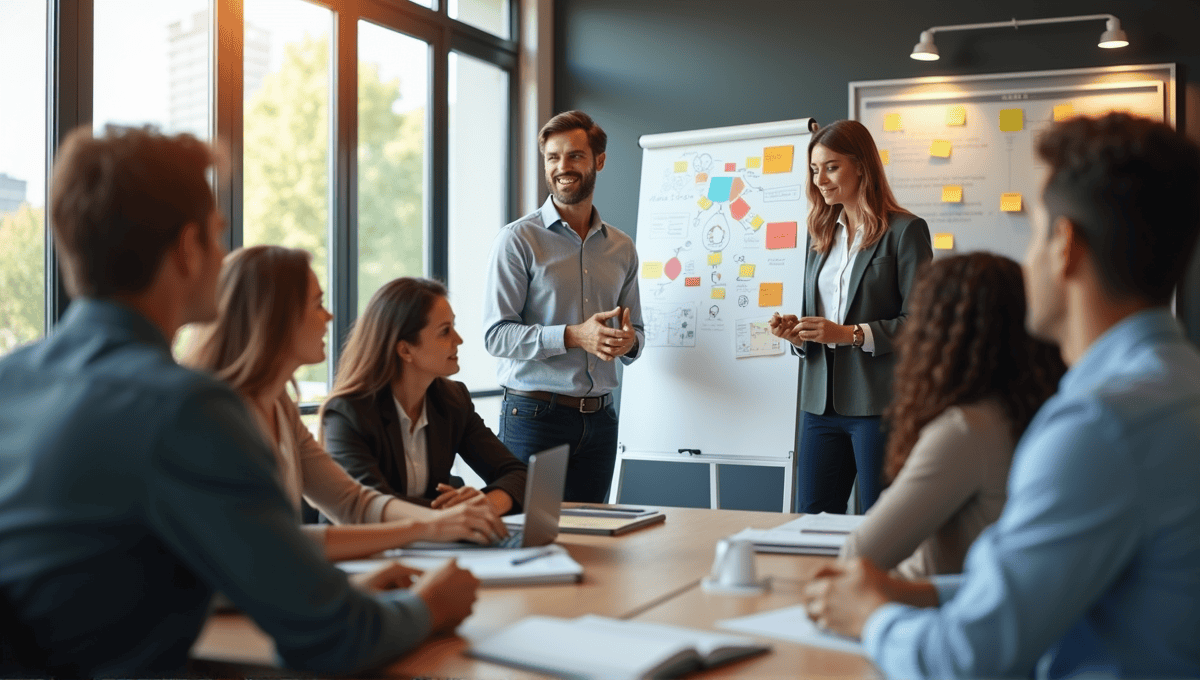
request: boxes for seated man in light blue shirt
[801,113,1200,678]
[0,126,477,677]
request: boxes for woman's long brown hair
[184,245,311,400]
[806,119,909,253]
[882,253,1065,482]
[318,277,447,445]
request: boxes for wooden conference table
[192,506,878,679]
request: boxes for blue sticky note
[707,176,734,203]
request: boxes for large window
[0,1,48,356]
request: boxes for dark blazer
[322,378,527,511]
[796,213,933,416]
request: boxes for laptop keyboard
[496,531,524,548]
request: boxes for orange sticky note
[999,109,1024,132]
[762,145,794,174]
[697,196,713,209]
[946,105,967,126]
[747,156,761,169]
[883,113,903,131]
[695,172,708,183]
[750,215,765,230]
[765,221,798,250]
[942,185,963,203]
[707,252,722,266]
[930,140,952,158]
[879,149,890,166]
[1053,103,1076,122]
[758,282,783,307]
[933,233,955,250]
[673,161,688,173]
[1001,192,1023,212]
[684,276,700,287]
[641,262,663,279]
[711,287,726,300]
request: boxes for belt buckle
[578,397,601,414]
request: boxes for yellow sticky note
[946,105,967,126]
[930,140,952,158]
[697,196,713,210]
[750,215,765,230]
[942,185,963,203]
[641,261,663,279]
[933,233,955,250]
[999,109,1024,132]
[707,252,722,266]
[747,156,761,169]
[879,149,890,166]
[883,113,903,131]
[762,145,794,174]
[1053,103,1076,122]
[758,282,783,307]
[1001,192,1023,212]
[711,287,726,300]
[673,161,688,173]
[739,264,756,278]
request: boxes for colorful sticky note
[707,176,734,202]
[730,197,750,221]
[641,261,663,279]
[739,264,756,278]
[762,145,794,174]
[765,222,798,250]
[750,215,765,230]
[697,196,713,210]
[758,282,783,307]
[946,105,967,126]
[879,149,890,166]
[747,156,761,169]
[1001,192,1023,212]
[999,109,1024,132]
[707,252,722,266]
[725,162,736,172]
[684,276,700,287]
[933,233,955,250]
[695,172,708,183]
[883,113,903,131]
[929,140,952,158]
[1053,103,1076,122]
[673,161,688,173]
[942,185,963,203]
[730,177,745,198]
[711,287,726,300]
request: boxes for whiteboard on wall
[617,118,817,465]
[850,64,1175,262]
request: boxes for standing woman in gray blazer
[769,120,932,514]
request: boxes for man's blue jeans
[498,393,619,503]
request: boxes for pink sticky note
[725,162,736,172]
[765,222,798,250]
[730,197,750,221]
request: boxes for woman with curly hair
[839,252,1065,578]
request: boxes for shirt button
[585,298,589,302]
[584,269,588,274]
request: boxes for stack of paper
[504,506,666,536]
[728,512,867,555]
[338,544,582,586]
[717,605,865,656]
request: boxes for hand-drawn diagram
[734,317,784,359]
[643,302,698,348]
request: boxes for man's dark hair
[49,125,218,298]
[538,110,607,158]
[1037,113,1200,304]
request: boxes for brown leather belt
[503,388,612,414]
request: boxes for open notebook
[469,615,769,679]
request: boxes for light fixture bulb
[910,31,940,61]
[1099,18,1128,48]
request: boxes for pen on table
[567,505,648,514]
[511,549,556,566]
[799,529,851,535]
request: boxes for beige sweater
[840,399,1015,579]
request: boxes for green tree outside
[0,204,45,355]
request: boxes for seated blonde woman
[185,245,507,560]
[839,253,1064,578]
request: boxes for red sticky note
[684,276,701,287]
[730,197,750,221]
[765,221,798,250]
[725,162,736,172]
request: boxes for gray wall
[554,0,1200,510]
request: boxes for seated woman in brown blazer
[321,278,526,516]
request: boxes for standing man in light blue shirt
[801,113,1200,678]
[483,110,644,502]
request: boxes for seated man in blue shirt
[0,126,478,677]
[802,113,1200,678]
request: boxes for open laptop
[405,444,569,550]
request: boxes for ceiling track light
[910,14,1129,62]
